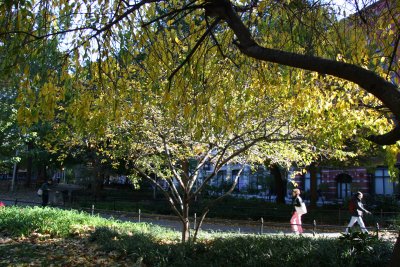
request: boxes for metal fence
[1,197,399,241]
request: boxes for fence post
[376,223,380,238]
[313,220,316,236]
[260,217,264,235]
[91,204,94,216]
[193,213,197,230]
[14,199,18,205]
[338,208,341,225]
[138,209,141,223]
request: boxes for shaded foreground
[0,207,395,267]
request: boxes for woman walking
[290,189,305,234]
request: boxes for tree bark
[309,163,318,207]
[182,200,190,242]
[271,164,286,204]
[37,164,48,185]
[24,142,34,188]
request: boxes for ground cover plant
[0,206,395,267]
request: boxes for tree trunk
[181,200,190,242]
[11,159,18,192]
[388,232,400,267]
[92,170,104,199]
[37,164,47,185]
[309,163,318,207]
[25,142,34,188]
[271,164,286,204]
[193,209,209,242]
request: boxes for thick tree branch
[205,0,400,145]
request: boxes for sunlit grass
[0,206,180,241]
[0,206,395,267]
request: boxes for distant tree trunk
[37,164,47,185]
[309,163,318,207]
[271,164,286,204]
[89,154,105,199]
[389,232,400,267]
[25,142,34,187]
[11,157,18,192]
[25,157,32,188]
[92,170,104,198]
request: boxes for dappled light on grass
[0,207,395,266]
[0,234,138,266]
[0,206,178,240]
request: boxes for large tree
[39,39,388,242]
[1,0,399,144]
[1,0,399,250]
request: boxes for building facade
[292,163,399,201]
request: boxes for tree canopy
[1,0,399,142]
[1,0,400,242]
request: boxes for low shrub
[0,206,394,267]
[90,229,393,267]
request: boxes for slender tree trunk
[309,163,318,207]
[25,143,33,188]
[182,200,190,242]
[193,209,209,242]
[11,152,18,192]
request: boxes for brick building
[292,162,399,201]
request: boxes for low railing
[1,197,398,240]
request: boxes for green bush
[338,232,392,265]
[366,195,400,212]
[0,207,394,267]
[89,231,393,267]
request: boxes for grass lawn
[0,206,396,267]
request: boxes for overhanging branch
[205,0,400,145]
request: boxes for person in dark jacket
[345,191,371,234]
[40,179,53,207]
[290,188,304,234]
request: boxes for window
[304,172,321,192]
[336,173,352,199]
[375,168,396,195]
[214,170,226,187]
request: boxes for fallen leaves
[0,234,138,266]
